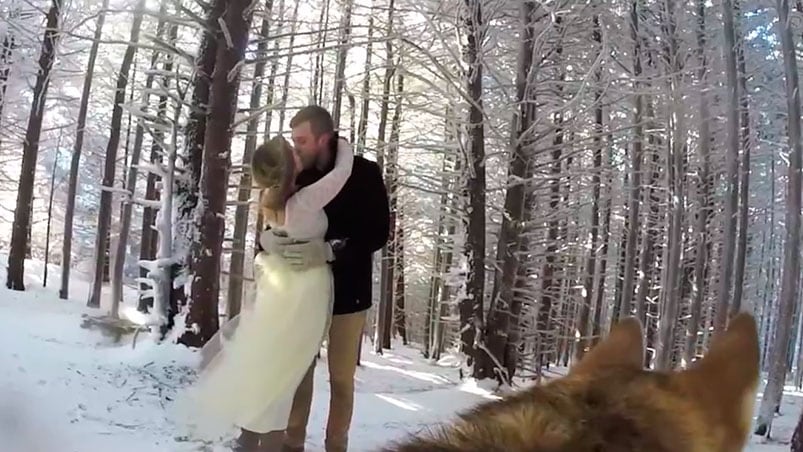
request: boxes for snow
[0,255,800,451]
[0,256,492,451]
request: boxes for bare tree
[755,0,803,436]
[576,11,604,361]
[169,0,225,321]
[615,0,644,323]
[714,0,742,334]
[87,0,147,308]
[331,0,354,128]
[181,0,254,346]
[60,0,108,299]
[459,0,488,379]
[374,0,397,354]
[111,9,168,310]
[655,0,688,370]
[356,0,376,155]
[685,0,713,365]
[484,0,537,382]
[6,0,62,290]
[731,0,752,316]
[227,1,274,320]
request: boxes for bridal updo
[251,135,296,216]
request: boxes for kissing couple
[178,106,390,452]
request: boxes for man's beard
[299,151,316,170]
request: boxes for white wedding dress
[176,138,354,439]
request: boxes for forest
[3,0,803,446]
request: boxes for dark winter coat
[261,137,390,315]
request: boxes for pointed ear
[571,317,644,375]
[675,313,759,448]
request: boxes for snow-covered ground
[0,256,800,451]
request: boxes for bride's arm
[289,138,354,211]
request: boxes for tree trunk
[394,210,407,344]
[576,13,603,361]
[276,0,299,131]
[167,0,224,318]
[331,0,353,128]
[537,16,565,371]
[755,0,803,436]
[356,0,375,155]
[262,0,283,140]
[226,3,273,320]
[615,0,643,322]
[430,114,460,361]
[731,0,751,316]
[685,0,713,366]
[374,0,396,354]
[6,0,62,291]
[87,0,146,308]
[792,410,803,452]
[313,0,332,105]
[44,141,61,288]
[714,0,742,334]
[181,0,254,347]
[60,0,106,298]
[389,67,406,344]
[0,32,15,129]
[636,108,661,364]
[655,0,687,371]
[112,10,167,311]
[459,0,487,379]
[485,0,536,382]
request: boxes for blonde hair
[251,136,295,223]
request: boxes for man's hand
[260,230,334,271]
[280,240,333,271]
[259,230,294,253]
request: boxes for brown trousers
[265,310,366,452]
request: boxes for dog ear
[675,313,759,449]
[571,317,644,375]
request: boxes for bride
[177,135,353,441]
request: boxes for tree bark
[356,0,375,156]
[459,0,487,379]
[792,410,803,452]
[484,0,536,382]
[87,0,146,308]
[374,0,396,354]
[615,0,643,323]
[59,0,106,298]
[714,0,742,334]
[537,16,565,371]
[181,0,254,347]
[685,0,713,366]
[576,13,603,361]
[226,2,273,320]
[331,0,353,128]
[112,10,167,311]
[276,0,299,130]
[167,0,224,318]
[731,0,751,316]
[389,67,406,344]
[755,0,803,436]
[655,0,687,371]
[6,0,62,291]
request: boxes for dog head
[385,313,759,452]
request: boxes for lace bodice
[265,138,354,241]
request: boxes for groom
[239,106,390,452]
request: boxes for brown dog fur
[383,313,759,452]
